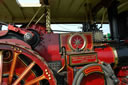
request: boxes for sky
[97,24,110,34]
[51,24,110,34]
[51,24,82,33]
[1,24,110,34]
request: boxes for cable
[99,8,106,29]
[26,5,45,28]
[35,14,45,25]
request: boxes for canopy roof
[0,0,127,23]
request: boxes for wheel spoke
[0,42,56,85]
[8,52,19,84]
[25,74,46,85]
[12,61,35,85]
[0,51,3,84]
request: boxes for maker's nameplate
[70,53,97,66]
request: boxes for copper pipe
[0,51,3,84]
[8,52,19,84]
[25,74,46,85]
[12,62,35,85]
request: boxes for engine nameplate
[69,52,98,66]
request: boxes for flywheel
[0,40,57,85]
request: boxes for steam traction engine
[0,1,128,85]
[0,23,127,85]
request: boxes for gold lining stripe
[112,47,118,69]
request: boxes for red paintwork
[34,34,61,61]
[66,50,105,85]
[8,25,34,36]
[34,32,116,85]
[117,66,128,85]
[0,30,8,37]
[0,42,57,85]
[66,64,105,85]
[3,58,37,85]
[0,39,31,49]
[80,73,105,85]
[60,33,93,52]
[70,54,97,66]
[0,24,127,85]
[67,66,74,85]
[94,45,115,64]
[83,34,93,50]
[70,35,85,49]
[27,24,48,34]
[83,65,103,76]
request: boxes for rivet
[49,77,51,80]
[14,48,16,51]
[48,74,50,77]
[45,69,48,72]
[46,72,48,75]
[17,48,20,51]
[19,50,22,53]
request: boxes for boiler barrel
[94,45,117,65]
[95,45,128,67]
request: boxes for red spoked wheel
[0,41,57,85]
